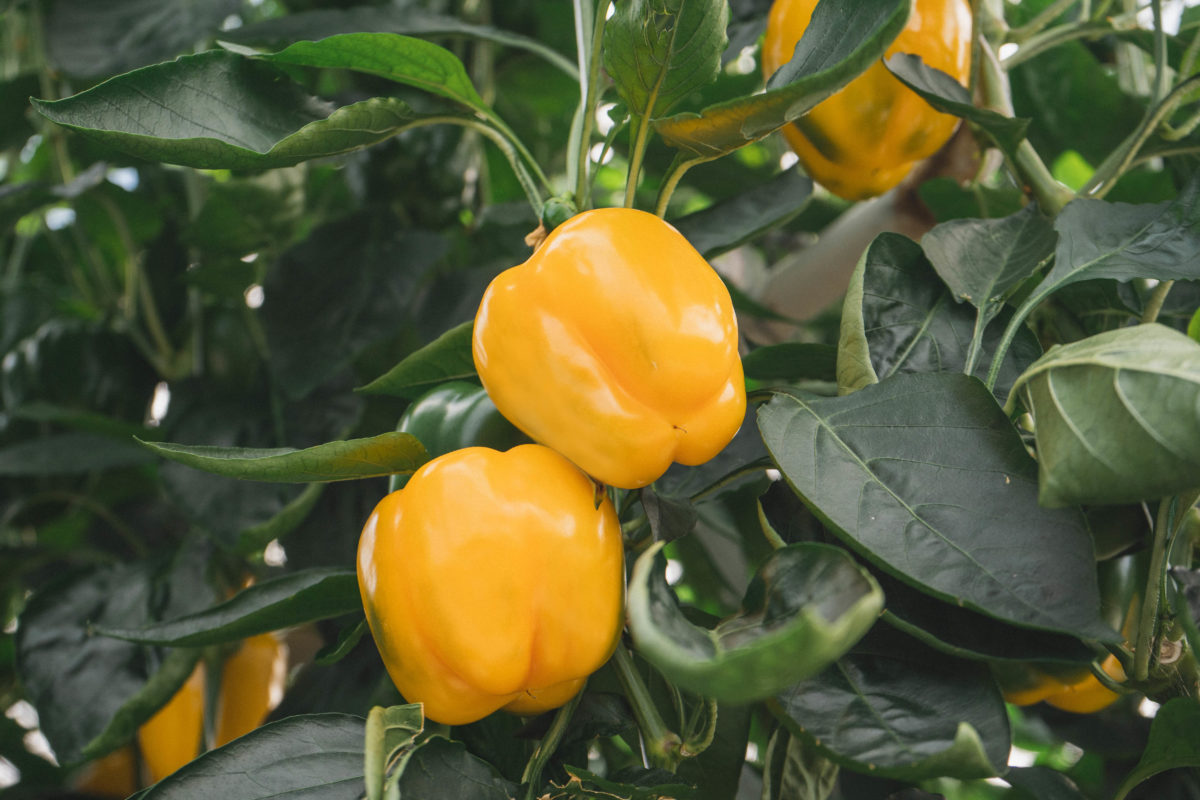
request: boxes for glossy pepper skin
[357,445,625,725]
[391,380,527,491]
[761,0,973,200]
[472,208,746,489]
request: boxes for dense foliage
[4,0,1200,798]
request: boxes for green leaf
[1012,324,1200,507]
[33,51,439,170]
[1023,179,1200,311]
[45,0,240,78]
[918,177,1026,223]
[143,714,367,799]
[225,8,578,77]
[743,343,837,384]
[772,638,1009,780]
[257,33,486,112]
[1005,766,1089,800]
[628,541,883,703]
[139,431,429,483]
[761,730,838,800]
[655,0,909,158]
[395,737,517,799]
[602,0,729,120]
[16,555,217,764]
[1113,699,1200,800]
[757,373,1117,642]
[640,488,698,542]
[94,568,361,646]
[875,567,1098,663]
[672,170,813,259]
[357,321,477,398]
[261,218,446,400]
[837,233,1043,402]
[364,705,424,800]
[0,431,154,475]
[884,53,1030,159]
[921,204,1057,311]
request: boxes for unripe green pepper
[391,381,527,491]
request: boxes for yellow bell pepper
[136,633,286,784]
[762,0,973,200]
[998,653,1125,714]
[472,208,746,489]
[357,444,625,725]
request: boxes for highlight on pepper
[357,444,626,725]
[472,207,746,490]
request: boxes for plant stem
[1134,497,1175,681]
[1140,279,1174,324]
[624,112,655,209]
[655,155,714,218]
[1134,490,1200,681]
[573,0,608,209]
[977,37,1074,214]
[1083,74,1200,198]
[1006,0,1080,45]
[520,689,583,800]
[612,642,681,770]
[1150,0,1169,105]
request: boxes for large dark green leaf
[1012,324,1200,506]
[261,217,446,400]
[1005,766,1090,800]
[45,0,240,78]
[921,205,1057,312]
[225,8,577,77]
[0,431,153,475]
[357,321,477,398]
[143,714,367,799]
[1022,179,1200,312]
[33,51,439,170]
[672,170,813,259]
[15,555,217,764]
[628,541,883,703]
[884,53,1029,159]
[95,569,360,646]
[837,233,1042,402]
[757,372,1117,642]
[141,431,428,483]
[395,737,517,799]
[655,0,908,158]
[875,568,1097,663]
[1112,699,1200,800]
[603,0,729,120]
[772,636,1010,781]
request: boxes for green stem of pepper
[624,112,655,210]
[1141,280,1175,325]
[572,0,609,209]
[520,688,584,800]
[612,642,682,771]
[1134,491,1200,681]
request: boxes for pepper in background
[473,208,745,489]
[391,380,527,491]
[358,445,625,725]
[761,0,973,200]
[77,633,287,794]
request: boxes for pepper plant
[4,0,1200,798]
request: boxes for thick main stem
[520,690,583,800]
[612,642,681,770]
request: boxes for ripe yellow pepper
[357,445,625,725]
[138,633,286,783]
[472,208,746,489]
[998,654,1125,714]
[761,0,973,200]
